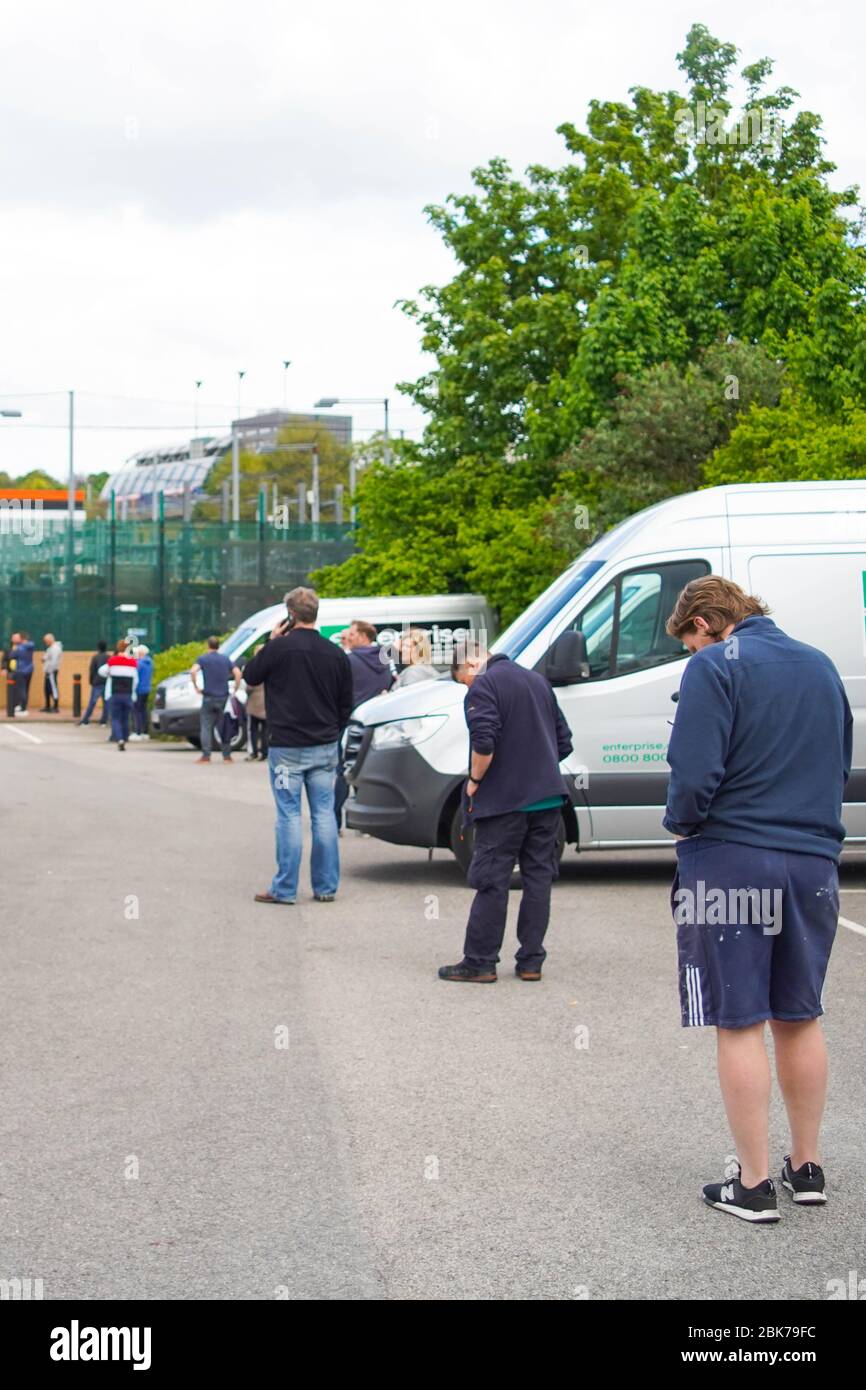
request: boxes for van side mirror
[545,629,590,685]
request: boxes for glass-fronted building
[100,410,353,517]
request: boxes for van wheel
[450,806,475,876]
[450,806,566,877]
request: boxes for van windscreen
[221,626,258,660]
[492,560,604,659]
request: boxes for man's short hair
[450,636,489,679]
[207,635,220,650]
[666,576,770,640]
[350,620,377,644]
[286,587,319,624]
[97,639,107,652]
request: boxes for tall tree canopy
[315,25,866,619]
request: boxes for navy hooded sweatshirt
[348,643,393,708]
[664,616,852,859]
[463,654,573,819]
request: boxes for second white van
[151,592,497,748]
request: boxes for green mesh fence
[0,518,356,649]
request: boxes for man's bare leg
[770,1018,827,1169]
[717,1023,771,1188]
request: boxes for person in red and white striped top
[99,640,138,751]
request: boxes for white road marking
[1,723,42,744]
[839,916,866,937]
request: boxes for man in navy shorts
[665,577,852,1223]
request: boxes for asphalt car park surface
[2,720,865,1300]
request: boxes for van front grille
[342,720,368,780]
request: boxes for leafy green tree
[322,24,866,617]
[4,468,63,488]
[313,455,569,625]
[546,341,786,542]
[704,392,866,484]
[398,23,864,472]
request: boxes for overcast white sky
[0,0,862,479]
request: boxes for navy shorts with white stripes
[671,836,839,1030]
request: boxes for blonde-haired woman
[393,628,438,688]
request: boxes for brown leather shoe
[253,892,296,905]
[195,756,210,764]
[515,966,543,981]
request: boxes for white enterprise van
[344,481,866,869]
[151,593,496,749]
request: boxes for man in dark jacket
[79,640,110,726]
[344,620,393,707]
[244,587,354,905]
[11,630,35,716]
[438,642,573,984]
[334,620,394,829]
[665,576,851,1224]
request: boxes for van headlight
[168,677,196,702]
[371,715,447,749]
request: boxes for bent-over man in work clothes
[439,640,573,984]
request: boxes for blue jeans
[82,684,108,724]
[200,694,230,759]
[110,692,132,744]
[268,742,340,902]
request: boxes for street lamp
[315,395,390,467]
[231,371,247,524]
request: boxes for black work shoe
[438,961,497,983]
[702,1175,780,1223]
[515,965,542,981]
[781,1156,827,1205]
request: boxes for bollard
[73,673,82,719]
[6,676,14,718]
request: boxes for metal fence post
[158,490,166,647]
[257,486,266,589]
[109,491,117,639]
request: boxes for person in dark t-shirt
[190,637,243,763]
